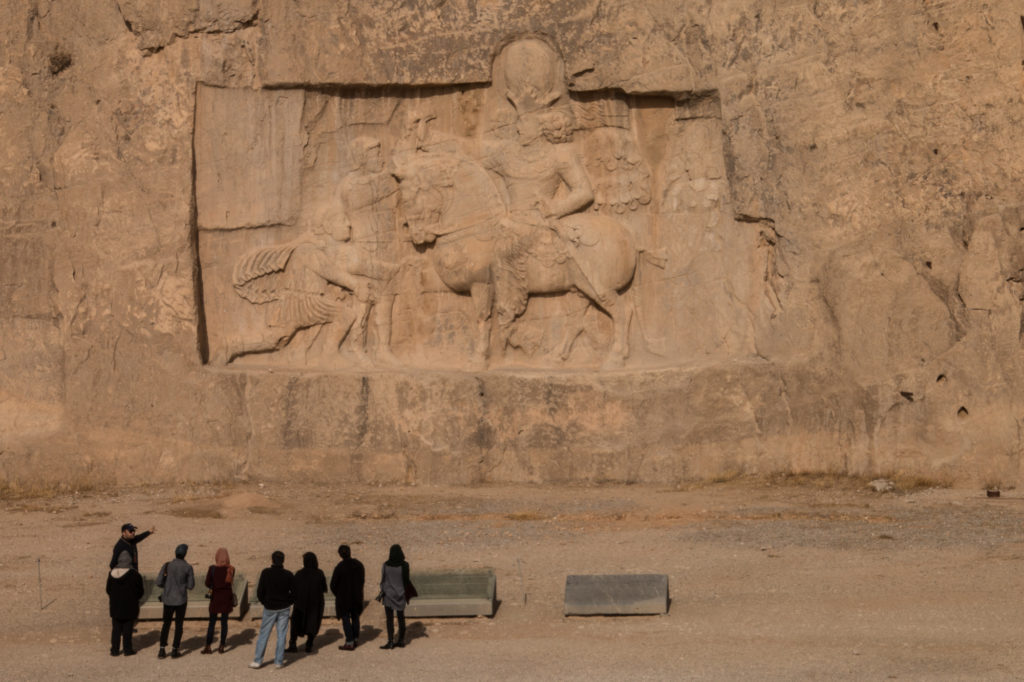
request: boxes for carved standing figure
[340,136,402,362]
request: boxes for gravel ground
[2,477,1023,680]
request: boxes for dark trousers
[206,611,228,646]
[384,606,405,644]
[160,603,186,649]
[110,618,133,653]
[340,609,361,643]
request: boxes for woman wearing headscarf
[287,551,327,653]
[202,547,235,654]
[379,544,415,649]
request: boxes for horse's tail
[232,244,297,304]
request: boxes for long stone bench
[246,569,496,618]
[563,574,668,616]
[138,573,249,620]
[404,569,496,617]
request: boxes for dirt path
[2,478,1023,680]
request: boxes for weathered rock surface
[3,1,1024,490]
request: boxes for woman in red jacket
[202,547,235,654]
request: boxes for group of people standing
[104,523,237,658]
[104,522,415,668]
[249,543,414,669]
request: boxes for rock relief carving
[584,126,652,215]
[392,38,640,368]
[339,136,401,363]
[195,36,754,370]
[215,219,400,366]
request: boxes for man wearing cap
[110,523,156,570]
[156,544,195,659]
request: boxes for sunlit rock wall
[2,1,1023,490]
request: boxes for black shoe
[123,650,137,656]
[285,645,298,653]
[171,649,182,659]
[304,642,313,653]
[158,648,167,659]
[395,640,405,648]
[380,641,395,650]
[110,649,120,657]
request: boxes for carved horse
[392,151,637,367]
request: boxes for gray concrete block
[139,572,249,620]
[563,574,668,616]
[404,569,496,617]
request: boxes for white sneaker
[274,663,285,669]
[249,661,261,669]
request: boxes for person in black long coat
[287,552,327,653]
[106,550,144,656]
[330,544,365,650]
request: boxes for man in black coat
[106,550,145,656]
[330,544,365,650]
[110,522,156,570]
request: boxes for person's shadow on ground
[358,624,383,645]
[132,629,161,651]
[314,627,343,651]
[225,627,256,651]
[177,634,206,655]
[406,621,428,644]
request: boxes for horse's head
[393,151,507,246]
[393,154,453,246]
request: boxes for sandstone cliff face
[2,1,1022,490]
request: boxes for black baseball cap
[121,523,137,532]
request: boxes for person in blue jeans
[250,551,294,669]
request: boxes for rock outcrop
[3,1,1023,490]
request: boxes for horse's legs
[603,292,634,368]
[469,281,493,368]
[566,259,614,313]
[558,295,590,362]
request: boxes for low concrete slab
[563,574,668,616]
[138,573,248,620]
[404,569,496,617]
[248,569,496,619]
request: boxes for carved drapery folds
[196,36,760,370]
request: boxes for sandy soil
[2,477,1023,680]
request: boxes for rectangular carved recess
[195,43,740,372]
